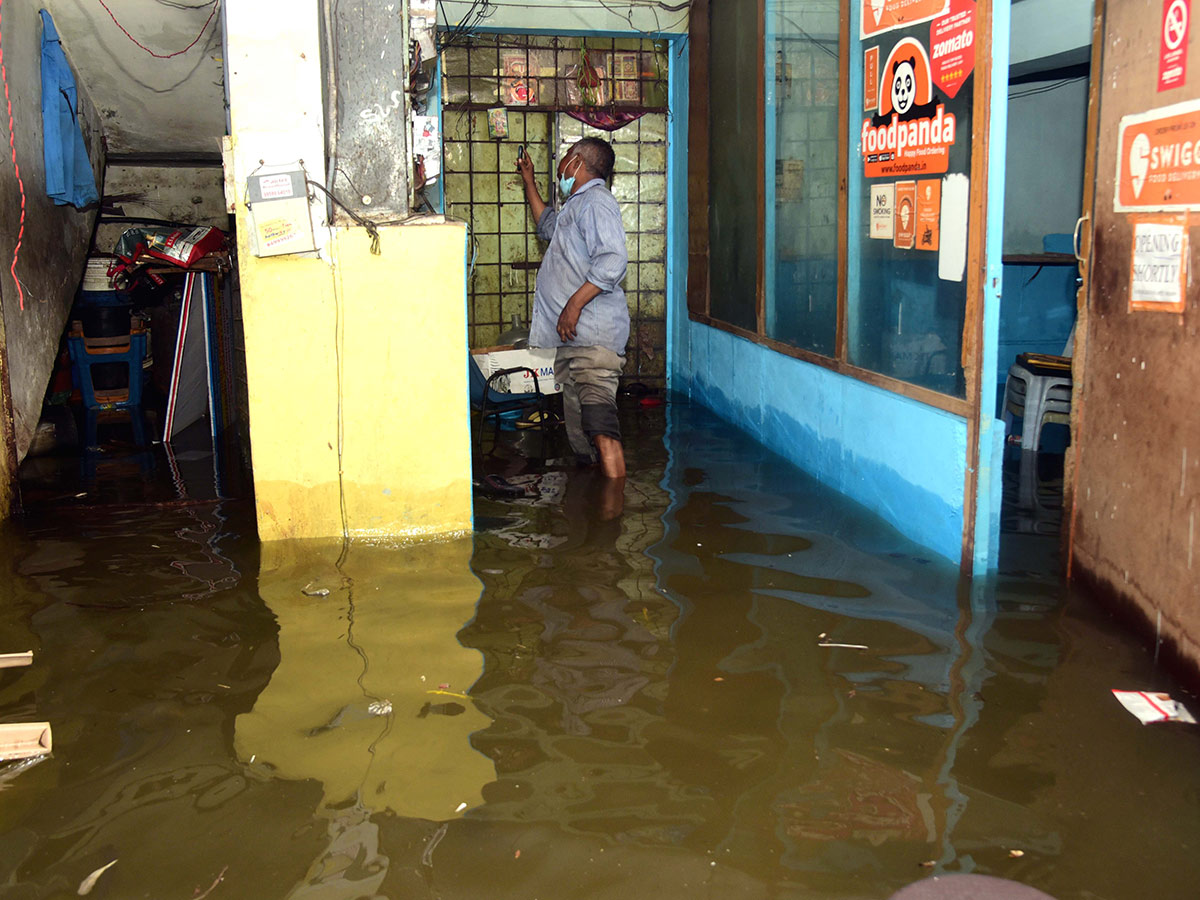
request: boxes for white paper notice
[412,114,441,179]
[870,183,895,240]
[938,173,969,282]
[1131,221,1186,310]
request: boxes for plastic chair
[468,356,550,454]
[1001,353,1072,455]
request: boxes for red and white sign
[865,46,880,110]
[1159,0,1191,92]
[861,0,950,39]
[861,37,958,178]
[930,0,976,99]
[1115,98,1200,211]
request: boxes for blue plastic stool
[67,320,148,410]
[67,320,149,450]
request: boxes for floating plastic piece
[77,859,117,895]
[819,640,870,650]
[0,723,52,761]
[301,583,330,597]
[368,700,392,716]
[0,651,33,669]
[1112,689,1197,724]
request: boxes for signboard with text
[1115,99,1200,212]
[1159,0,1191,92]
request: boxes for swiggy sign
[861,37,958,178]
[1115,99,1200,212]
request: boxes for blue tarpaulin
[40,10,98,208]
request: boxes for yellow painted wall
[226,2,472,543]
[237,220,472,542]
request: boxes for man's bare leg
[593,434,626,479]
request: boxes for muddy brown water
[1,402,1198,899]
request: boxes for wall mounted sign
[865,45,880,110]
[916,178,941,250]
[930,0,976,99]
[894,180,917,248]
[1159,0,1190,92]
[871,182,896,239]
[861,36,958,177]
[861,0,950,39]
[1130,215,1188,312]
[1115,98,1200,212]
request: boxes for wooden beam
[960,0,994,573]
[686,0,712,317]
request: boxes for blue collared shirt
[529,178,629,355]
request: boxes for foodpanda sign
[861,37,957,178]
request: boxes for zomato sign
[1115,99,1200,212]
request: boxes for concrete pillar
[225,2,471,542]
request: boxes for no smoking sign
[1159,0,1191,92]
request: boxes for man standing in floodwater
[516,137,629,479]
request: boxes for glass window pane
[845,5,972,397]
[708,0,760,332]
[764,2,840,355]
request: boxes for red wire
[0,0,26,311]
[97,0,219,60]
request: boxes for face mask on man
[558,157,583,198]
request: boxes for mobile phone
[517,145,525,161]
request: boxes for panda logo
[891,57,917,116]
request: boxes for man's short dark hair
[572,137,615,183]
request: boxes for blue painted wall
[665,9,1011,569]
[671,322,968,564]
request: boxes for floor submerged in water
[0,401,1197,900]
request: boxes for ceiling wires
[438,0,495,52]
[97,0,220,59]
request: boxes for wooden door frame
[1065,0,1107,577]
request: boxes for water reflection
[235,538,494,821]
[3,405,1200,899]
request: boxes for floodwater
[1,402,1198,900]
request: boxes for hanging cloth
[40,10,98,208]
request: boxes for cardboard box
[472,347,561,394]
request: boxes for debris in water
[1008,849,1025,858]
[301,583,330,597]
[713,677,724,682]
[439,683,450,690]
[193,865,228,899]
[77,859,117,895]
[368,699,392,716]
[455,802,468,812]
[919,860,936,868]
[427,689,471,701]
[0,651,33,668]
[818,639,869,649]
[482,568,504,575]
[514,850,521,859]
[1112,689,1197,724]
[422,823,449,867]
[0,722,52,761]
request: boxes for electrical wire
[0,0,26,310]
[98,0,220,59]
[306,179,382,255]
[1009,76,1087,100]
[437,0,495,51]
